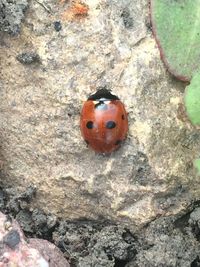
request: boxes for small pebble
[16,52,40,65]
[4,221,12,231]
[54,21,62,32]
[3,230,21,249]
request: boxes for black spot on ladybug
[115,140,122,145]
[122,114,125,120]
[106,121,116,129]
[85,140,89,144]
[95,101,108,110]
[86,121,94,129]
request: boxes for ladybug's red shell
[80,89,128,153]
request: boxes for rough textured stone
[0,0,200,230]
[188,207,200,239]
[127,216,200,267]
[0,211,48,266]
[2,186,200,267]
[16,52,40,64]
[0,211,69,266]
[0,0,28,35]
[53,220,136,266]
[29,238,70,267]
[51,211,200,266]
[3,229,21,249]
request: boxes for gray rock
[53,221,136,267]
[16,52,40,64]
[0,0,28,34]
[3,229,21,249]
[188,207,200,238]
[127,217,200,267]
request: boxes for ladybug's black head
[88,88,119,101]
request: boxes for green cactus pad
[194,158,200,175]
[151,0,200,81]
[185,72,200,125]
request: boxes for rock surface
[2,186,200,267]
[53,220,136,266]
[0,0,28,35]
[127,214,200,267]
[0,0,200,229]
[0,211,69,267]
[29,238,70,267]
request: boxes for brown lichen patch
[60,0,89,21]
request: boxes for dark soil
[1,185,200,267]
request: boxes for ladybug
[80,89,128,153]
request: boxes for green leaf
[151,0,200,81]
[194,158,200,175]
[185,72,200,125]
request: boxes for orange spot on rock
[61,1,89,21]
[71,2,89,17]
